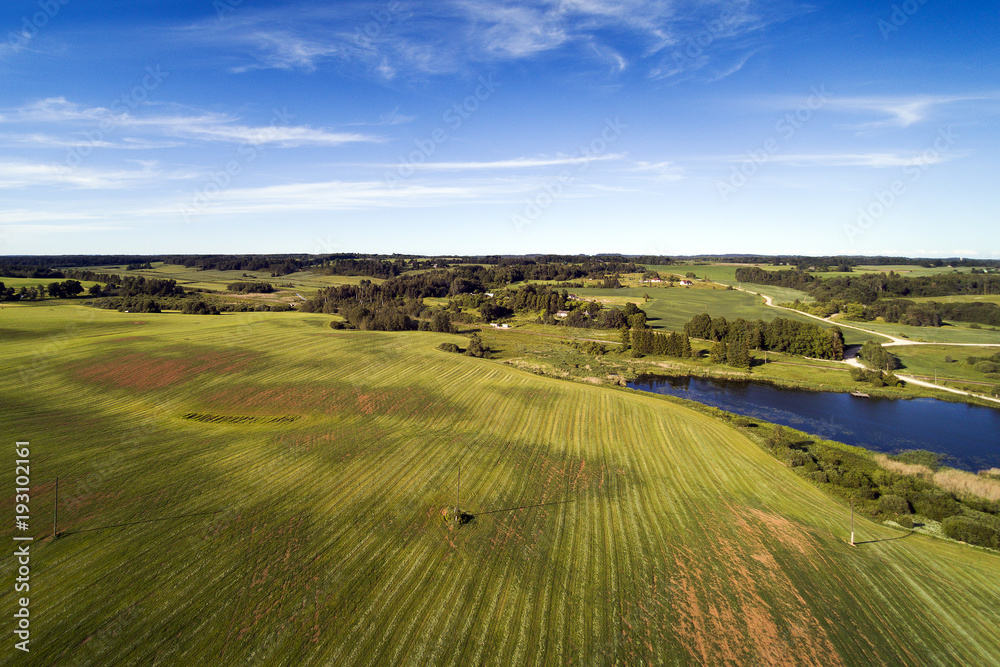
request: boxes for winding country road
[729,285,1000,405]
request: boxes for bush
[878,494,911,515]
[437,343,461,354]
[974,361,1000,374]
[784,450,813,468]
[809,471,829,484]
[911,491,961,521]
[942,516,1000,549]
[896,515,914,528]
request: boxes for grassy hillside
[2,303,999,666]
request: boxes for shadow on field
[58,510,224,537]
[475,499,575,516]
[853,531,914,546]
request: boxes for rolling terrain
[2,303,999,665]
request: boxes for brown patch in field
[616,505,843,666]
[72,350,255,390]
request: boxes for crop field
[832,317,1000,345]
[907,295,1000,305]
[892,345,1000,385]
[2,303,1000,665]
[74,263,377,293]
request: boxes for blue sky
[1,0,998,257]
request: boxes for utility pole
[457,466,461,513]
[53,477,58,539]
[850,499,855,547]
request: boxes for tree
[465,334,489,358]
[727,339,752,369]
[619,326,631,348]
[430,311,454,333]
[709,340,728,364]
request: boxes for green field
[570,286,869,343]
[76,263,378,294]
[811,265,988,279]
[832,316,1000,345]
[2,303,1000,665]
[0,276,102,290]
[908,294,1000,305]
[892,345,1000,385]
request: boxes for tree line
[684,313,845,361]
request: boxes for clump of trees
[622,329,693,359]
[436,335,491,358]
[182,300,220,315]
[850,367,903,388]
[684,314,844,361]
[227,281,275,294]
[858,340,900,371]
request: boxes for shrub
[896,515,914,528]
[911,491,961,521]
[878,494,911,515]
[809,471,829,484]
[785,450,813,468]
[942,516,1000,549]
[437,343,461,354]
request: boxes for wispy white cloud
[826,93,1000,132]
[0,97,380,147]
[0,159,192,189]
[630,160,684,181]
[718,151,962,168]
[178,0,803,82]
[392,153,627,171]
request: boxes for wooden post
[850,499,855,546]
[457,466,460,513]
[53,477,58,539]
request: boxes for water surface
[629,375,1000,471]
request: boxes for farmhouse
[679,280,693,286]
[555,310,570,318]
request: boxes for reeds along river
[629,375,1000,472]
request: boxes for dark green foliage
[227,281,275,293]
[464,335,490,358]
[45,279,85,298]
[684,314,843,360]
[430,311,454,333]
[858,340,899,371]
[942,516,1000,549]
[878,494,911,515]
[911,491,961,521]
[437,343,461,353]
[849,367,903,388]
[182,300,220,315]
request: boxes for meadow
[570,286,870,344]
[2,302,999,665]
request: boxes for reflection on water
[629,374,1000,471]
